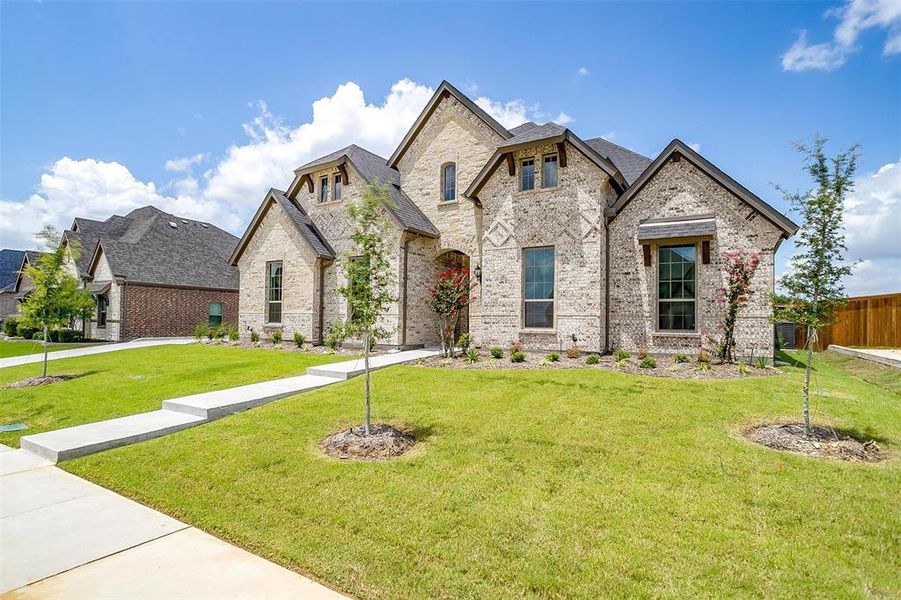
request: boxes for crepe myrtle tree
[426,267,475,358]
[774,136,857,434]
[19,226,95,378]
[336,181,398,436]
[715,250,761,364]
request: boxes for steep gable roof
[387,80,512,168]
[0,249,26,293]
[229,188,335,266]
[610,139,799,237]
[583,138,652,186]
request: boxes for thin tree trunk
[363,330,371,436]
[42,323,49,378]
[803,325,814,435]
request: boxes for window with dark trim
[266,261,283,324]
[208,302,223,326]
[97,295,108,328]
[523,246,554,328]
[319,177,329,203]
[333,174,342,201]
[442,163,456,202]
[520,158,535,191]
[657,245,696,331]
[542,154,558,188]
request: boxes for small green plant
[673,353,689,364]
[774,335,788,351]
[293,332,306,348]
[565,346,581,359]
[250,330,260,343]
[228,325,239,343]
[270,330,283,345]
[465,348,480,364]
[695,362,712,372]
[737,362,751,375]
[696,350,711,364]
[613,348,629,361]
[214,325,226,342]
[546,352,560,362]
[510,351,526,363]
[193,322,208,341]
[510,340,523,354]
[457,332,471,351]
[324,322,346,351]
[490,347,504,359]
[637,347,649,360]
[4,317,19,337]
[205,326,215,341]
[616,358,629,369]
[585,353,600,365]
[755,356,769,369]
[639,356,657,369]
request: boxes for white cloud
[688,142,702,153]
[475,96,573,129]
[164,153,206,172]
[577,67,590,77]
[1,79,574,249]
[782,0,901,72]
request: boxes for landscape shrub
[565,346,581,359]
[696,350,711,364]
[755,356,769,369]
[205,326,215,340]
[457,332,471,351]
[510,351,526,363]
[465,348,479,364]
[249,330,260,343]
[3,318,18,336]
[17,322,38,339]
[585,353,600,365]
[616,358,629,369]
[490,347,503,359]
[674,353,689,364]
[57,328,84,343]
[509,340,523,354]
[695,362,712,372]
[546,352,560,362]
[613,348,629,361]
[737,362,751,375]
[293,332,306,348]
[270,330,283,345]
[637,347,649,359]
[639,356,657,369]
[193,322,208,341]
[227,325,239,342]
[214,325,226,341]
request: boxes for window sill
[519,328,556,335]
[263,323,284,329]
[438,199,459,206]
[652,330,700,338]
[515,186,558,196]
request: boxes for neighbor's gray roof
[637,216,716,240]
[270,189,335,258]
[584,138,653,186]
[0,249,26,293]
[86,281,111,294]
[83,206,239,290]
[65,215,132,277]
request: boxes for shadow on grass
[776,350,812,370]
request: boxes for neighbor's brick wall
[608,158,782,358]
[121,284,238,340]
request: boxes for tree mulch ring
[2,375,75,390]
[320,423,416,461]
[745,423,885,462]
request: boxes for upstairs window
[523,246,555,328]
[442,163,457,202]
[208,302,223,327]
[333,174,342,201]
[542,154,558,188]
[97,295,108,328]
[658,245,696,331]
[319,177,329,203]
[520,158,535,191]
[266,261,283,324]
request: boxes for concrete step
[19,410,206,463]
[306,348,438,380]
[163,374,340,419]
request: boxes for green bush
[639,356,657,369]
[774,335,788,351]
[546,352,560,362]
[637,347,649,360]
[673,353,689,364]
[293,332,306,348]
[696,350,711,364]
[509,341,523,354]
[695,362,712,372]
[615,358,629,369]
[613,348,629,361]
[214,325,226,341]
[585,353,600,365]
[465,348,480,364]
[490,347,503,359]
[193,322,209,341]
[510,351,526,363]
[270,330,283,345]
[17,322,38,340]
[3,318,19,336]
[755,356,769,369]
[457,332,471,351]
[250,330,260,343]
[206,326,215,341]
[324,323,346,351]
[227,325,239,342]
[58,328,84,343]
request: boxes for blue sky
[2,1,899,294]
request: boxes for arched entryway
[434,249,471,342]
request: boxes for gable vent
[168,221,178,228]
[745,211,757,222]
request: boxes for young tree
[775,136,857,434]
[426,267,474,358]
[19,226,95,378]
[715,250,761,363]
[336,182,398,436]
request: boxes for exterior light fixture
[473,264,482,284]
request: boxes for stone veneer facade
[235,85,792,358]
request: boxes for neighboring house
[0,249,43,322]
[232,81,797,357]
[62,206,239,341]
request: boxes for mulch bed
[197,340,376,358]
[745,423,885,462]
[320,424,416,460]
[414,351,780,380]
[2,375,75,389]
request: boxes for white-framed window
[266,261,283,324]
[97,295,108,328]
[522,246,554,328]
[319,177,329,203]
[520,158,535,191]
[657,245,696,331]
[442,163,456,202]
[333,174,342,201]
[542,154,558,188]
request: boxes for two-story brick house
[231,81,797,357]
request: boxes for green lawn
[0,344,346,446]
[0,339,93,358]
[65,352,900,598]
[814,349,901,395]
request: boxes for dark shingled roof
[637,216,716,240]
[508,122,538,136]
[0,249,26,293]
[498,122,566,149]
[271,190,335,258]
[583,138,653,186]
[82,206,239,290]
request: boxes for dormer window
[520,158,535,191]
[442,163,456,202]
[319,177,329,203]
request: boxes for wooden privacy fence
[796,292,901,351]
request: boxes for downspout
[401,236,411,347]
[318,261,326,345]
[604,213,611,355]
[119,278,127,342]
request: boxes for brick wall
[120,284,238,340]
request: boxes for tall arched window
[442,163,456,202]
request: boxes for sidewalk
[0,338,194,370]
[0,446,346,598]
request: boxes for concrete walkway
[20,347,437,463]
[0,445,346,598]
[0,337,194,370]
[829,345,901,369]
